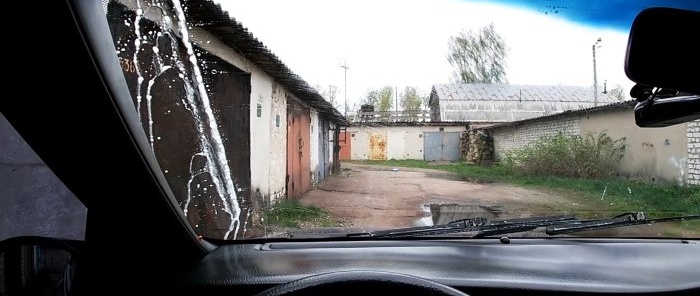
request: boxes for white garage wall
[309,110,320,184]
[350,130,370,160]
[347,126,467,160]
[269,83,287,202]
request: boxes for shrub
[502,132,625,178]
[262,200,339,228]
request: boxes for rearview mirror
[625,7,700,127]
[625,7,700,95]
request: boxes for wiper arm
[546,212,700,235]
[347,213,700,239]
[348,214,576,238]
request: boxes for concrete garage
[483,101,700,185]
[342,124,467,161]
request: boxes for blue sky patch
[472,0,700,30]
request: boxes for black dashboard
[180,238,700,295]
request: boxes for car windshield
[101,0,699,240]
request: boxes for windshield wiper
[347,214,577,238]
[545,212,700,235]
[346,213,700,238]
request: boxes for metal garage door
[424,132,460,161]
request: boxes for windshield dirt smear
[110,0,245,239]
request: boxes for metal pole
[593,44,598,107]
[592,38,601,107]
[341,61,349,117]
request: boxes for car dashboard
[179,238,700,295]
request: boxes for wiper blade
[546,212,700,235]
[348,214,576,238]
[347,213,700,239]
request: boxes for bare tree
[363,89,379,108]
[447,23,508,83]
[608,84,627,101]
[314,84,340,109]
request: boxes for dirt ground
[299,163,593,230]
[298,163,697,237]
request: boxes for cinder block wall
[688,120,700,185]
[491,116,580,160]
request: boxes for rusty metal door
[369,132,387,160]
[287,98,311,199]
[339,131,351,160]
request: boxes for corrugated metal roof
[485,100,638,130]
[182,0,348,125]
[430,83,619,122]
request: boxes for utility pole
[592,38,602,107]
[395,86,398,112]
[340,61,349,117]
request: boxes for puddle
[423,172,464,181]
[417,203,504,226]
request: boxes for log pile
[460,129,494,164]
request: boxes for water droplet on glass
[164,170,169,173]
[157,136,162,140]
[152,46,159,53]
[136,8,143,15]
[206,40,211,44]
[178,73,184,78]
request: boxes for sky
[213,0,673,113]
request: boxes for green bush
[503,132,625,178]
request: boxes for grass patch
[263,200,343,229]
[352,160,700,217]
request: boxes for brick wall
[491,116,580,160]
[687,120,700,185]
